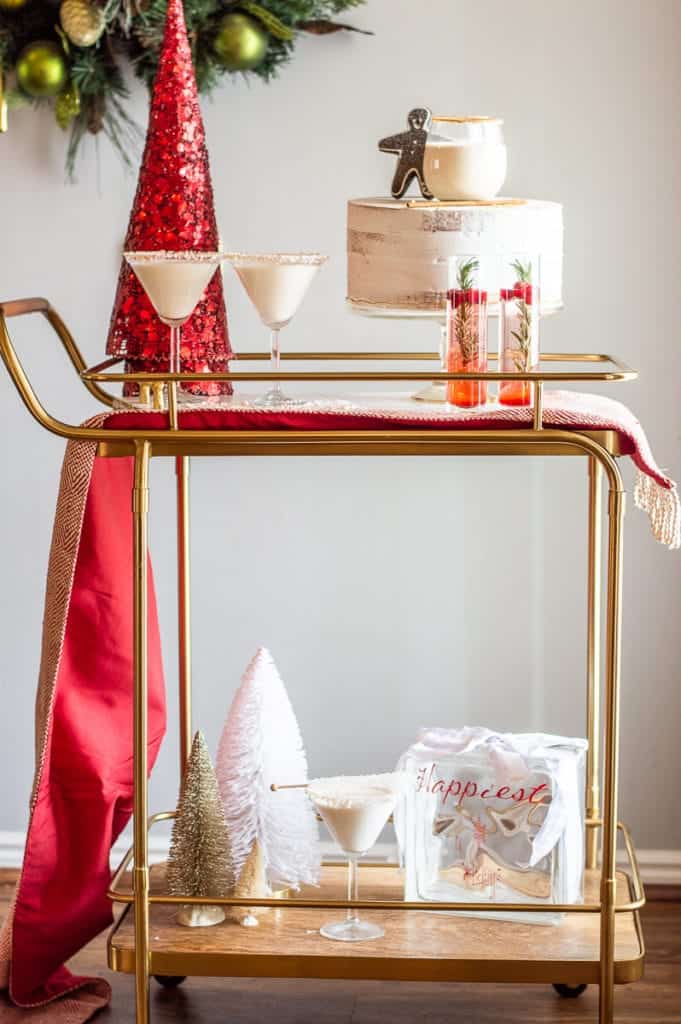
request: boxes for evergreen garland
[0,0,368,176]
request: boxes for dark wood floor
[2,873,679,1022]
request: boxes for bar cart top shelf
[0,297,637,463]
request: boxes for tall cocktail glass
[124,250,222,399]
[307,774,405,942]
[223,252,327,406]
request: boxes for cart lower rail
[107,864,644,986]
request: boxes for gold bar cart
[0,297,645,1024]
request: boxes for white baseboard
[622,848,681,886]
[1,831,679,886]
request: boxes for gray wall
[0,0,679,850]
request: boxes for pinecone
[60,0,106,48]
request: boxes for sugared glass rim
[222,251,328,266]
[124,249,222,263]
[432,115,503,125]
[307,772,408,808]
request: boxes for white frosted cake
[347,198,563,315]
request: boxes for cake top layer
[349,196,561,212]
[346,194,564,315]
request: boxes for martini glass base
[252,387,299,408]
[319,918,384,943]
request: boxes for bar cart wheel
[553,983,588,998]
[153,976,186,988]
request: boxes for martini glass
[307,773,405,942]
[223,252,327,407]
[124,250,222,400]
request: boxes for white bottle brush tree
[166,731,236,927]
[217,648,321,891]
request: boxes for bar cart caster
[553,983,588,999]
[153,976,187,988]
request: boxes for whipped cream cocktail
[126,253,221,326]
[223,252,327,407]
[232,260,321,329]
[308,777,399,854]
[124,251,221,386]
[423,116,507,202]
[307,773,406,942]
[423,139,507,201]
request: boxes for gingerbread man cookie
[378,107,434,200]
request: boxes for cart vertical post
[176,455,192,773]
[133,441,152,1024]
[598,478,625,1024]
[586,456,603,870]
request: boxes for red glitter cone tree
[106,0,231,394]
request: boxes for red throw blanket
[0,451,166,1020]
[0,394,677,1021]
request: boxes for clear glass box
[396,728,587,924]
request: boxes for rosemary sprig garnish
[458,256,478,291]
[454,257,479,365]
[511,258,531,284]
[509,259,533,372]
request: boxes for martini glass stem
[346,856,360,926]
[170,324,182,376]
[270,327,283,401]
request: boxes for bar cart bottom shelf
[107,864,644,986]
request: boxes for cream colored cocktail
[307,773,406,942]
[124,250,221,381]
[126,253,220,326]
[223,252,327,406]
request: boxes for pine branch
[2,0,368,170]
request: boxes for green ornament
[213,13,268,72]
[55,81,81,129]
[16,41,68,98]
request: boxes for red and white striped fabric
[107,391,681,548]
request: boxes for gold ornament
[16,42,68,99]
[55,81,81,130]
[60,0,106,48]
[0,0,31,10]
[213,13,269,72]
[166,732,237,928]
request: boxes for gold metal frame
[0,297,645,1024]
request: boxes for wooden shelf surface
[108,865,644,985]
